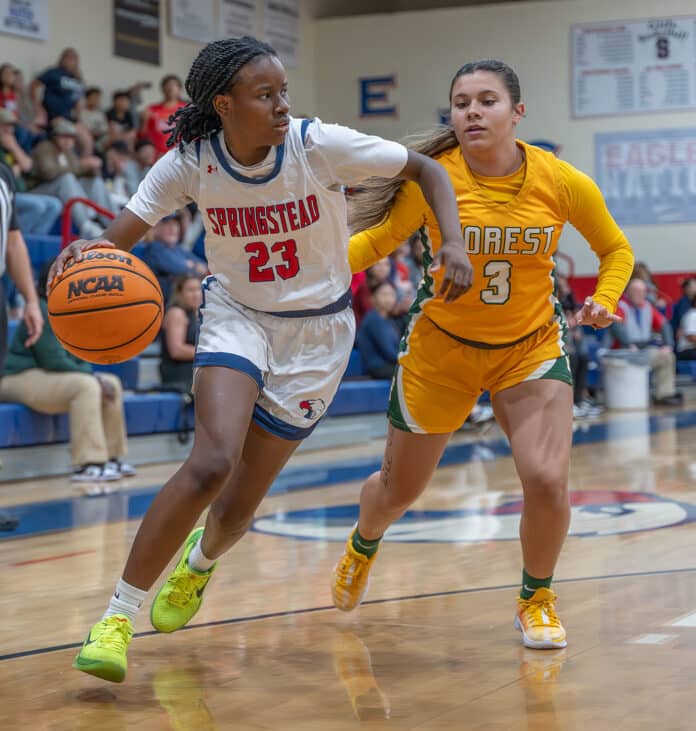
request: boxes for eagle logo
[299,398,326,420]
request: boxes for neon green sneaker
[150,527,216,633]
[72,614,133,683]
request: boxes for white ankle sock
[187,537,216,572]
[103,578,147,623]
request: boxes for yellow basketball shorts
[388,316,572,434]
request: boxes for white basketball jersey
[197,118,351,312]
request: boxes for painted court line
[668,611,696,627]
[2,565,696,664]
[9,550,97,567]
[627,634,678,645]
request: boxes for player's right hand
[48,238,116,290]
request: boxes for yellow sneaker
[514,587,567,649]
[333,632,390,720]
[331,528,378,611]
[72,614,134,683]
[150,527,216,633]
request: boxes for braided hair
[167,36,278,151]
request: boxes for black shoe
[0,511,19,531]
[653,393,684,407]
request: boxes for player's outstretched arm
[399,150,472,302]
[48,209,151,286]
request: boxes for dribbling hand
[575,296,621,329]
[429,241,474,303]
[47,238,116,290]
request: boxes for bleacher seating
[677,360,696,380]
[93,358,140,390]
[0,393,190,448]
[0,376,392,448]
[24,234,62,274]
[0,318,391,446]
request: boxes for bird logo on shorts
[207,164,218,174]
[299,398,326,420]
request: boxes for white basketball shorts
[194,276,355,439]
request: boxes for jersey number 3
[480,260,511,305]
[245,239,300,282]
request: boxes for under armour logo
[207,164,218,174]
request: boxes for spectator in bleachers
[356,280,403,379]
[0,63,18,115]
[676,292,696,361]
[671,276,696,340]
[104,140,134,210]
[556,274,602,417]
[0,108,62,234]
[11,67,39,136]
[31,48,93,155]
[30,119,110,238]
[0,158,43,529]
[124,138,156,192]
[140,212,207,299]
[352,256,393,326]
[404,230,424,288]
[80,86,108,150]
[106,90,137,151]
[160,274,203,394]
[0,259,134,482]
[139,74,187,158]
[631,260,668,311]
[389,242,417,315]
[611,278,682,406]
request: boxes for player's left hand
[22,299,44,347]
[430,241,474,303]
[575,296,621,329]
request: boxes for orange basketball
[48,247,164,364]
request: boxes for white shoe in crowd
[572,401,604,419]
[106,460,136,477]
[71,463,122,482]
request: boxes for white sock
[102,578,147,623]
[187,537,216,572]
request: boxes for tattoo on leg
[380,430,394,487]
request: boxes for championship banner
[219,0,256,39]
[264,0,298,67]
[169,0,214,44]
[114,0,161,66]
[595,128,696,225]
[0,0,48,41]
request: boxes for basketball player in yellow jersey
[331,59,634,649]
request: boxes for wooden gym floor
[2,408,696,729]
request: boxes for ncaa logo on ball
[67,275,125,299]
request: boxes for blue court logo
[252,490,696,542]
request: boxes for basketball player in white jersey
[49,37,473,683]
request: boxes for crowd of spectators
[2,47,696,480]
[0,48,186,238]
[0,50,206,482]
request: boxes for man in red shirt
[139,75,186,159]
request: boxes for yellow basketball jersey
[417,142,567,345]
[350,140,633,347]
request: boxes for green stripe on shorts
[387,368,413,432]
[539,354,573,386]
